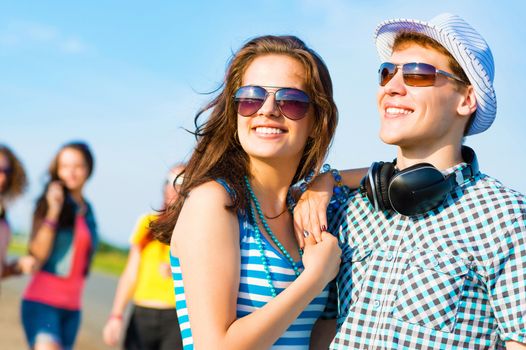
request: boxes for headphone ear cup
[376,162,395,211]
[362,162,381,211]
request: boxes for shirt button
[386,253,393,261]
[373,300,381,308]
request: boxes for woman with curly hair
[0,144,34,280]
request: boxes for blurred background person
[103,164,184,350]
[0,144,35,280]
[21,141,98,350]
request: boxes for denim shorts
[21,299,81,350]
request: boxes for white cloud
[0,20,90,54]
[60,37,89,54]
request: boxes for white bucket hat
[374,13,496,136]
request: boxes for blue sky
[2,1,525,246]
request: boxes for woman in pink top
[0,144,35,280]
[21,141,99,350]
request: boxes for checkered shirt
[326,163,526,349]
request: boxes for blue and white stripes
[170,214,329,349]
[171,256,191,348]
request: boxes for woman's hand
[293,167,369,249]
[102,317,123,347]
[29,181,65,264]
[293,172,334,249]
[45,181,64,217]
[17,255,38,274]
[159,262,171,279]
[301,231,341,287]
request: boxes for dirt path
[1,274,120,350]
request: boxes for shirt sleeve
[320,205,348,320]
[489,213,526,343]
[319,279,338,319]
[129,214,156,246]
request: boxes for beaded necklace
[244,176,301,297]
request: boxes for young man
[302,13,526,349]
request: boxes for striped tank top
[171,183,330,349]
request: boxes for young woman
[21,141,98,350]
[152,35,341,349]
[0,144,34,280]
[103,165,184,350]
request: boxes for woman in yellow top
[103,165,184,350]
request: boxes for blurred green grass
[8,235,128,276]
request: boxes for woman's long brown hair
[152,35,338,244]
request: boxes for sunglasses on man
[379,62,468,87]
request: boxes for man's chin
[379,132,403,146]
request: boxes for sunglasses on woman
[233,85,310,120]
[0,167,12,175]
[379,62,468,87]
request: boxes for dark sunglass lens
[280,100,310,120]
[234,86,266,116]
[237,99,264,117]
[379,63,396,86]
[403,63,436,87]
[276,88,310,120]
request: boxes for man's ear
[457,85,477,117]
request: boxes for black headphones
[360,146,479,216]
